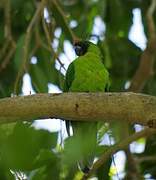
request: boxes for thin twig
[28,28,40,60]
[0,39,16,72]
[0,47,16,72]
[135,155,156,163]
[41,14,66,71]
[50,0,79,43]
[4,0,11,40]
[0,0,16,71]
[82,128,156,179]
[13,0,47,94]
[0,40,10,60]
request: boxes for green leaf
[62,136,82,167]
[13,34,25,70]
[29,150,60,180]
[0,123,16,143]
[101,37,141,91]
[104,0,133,37]
[0,165,15,180]
[36,48,64,89]
[30,48,64,92]
[30,63,49,93]
[1,123,58,171]
[11,0,35,35]
[0,60,18,97]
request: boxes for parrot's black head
[74,41,89,56]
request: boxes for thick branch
[0,92,156,126]
[129,0,156,92]
[125,2,156,177]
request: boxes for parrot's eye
[74,41,89,56]
[74,45,84,56]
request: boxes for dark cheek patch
[75,46,83,56]
[74,41,89,56]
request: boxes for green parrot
[63,40,110,173]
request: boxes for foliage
[0,0,156,179]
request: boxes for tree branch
[0,92,156,126]
[123,1,156,177]
[50,0,79,42]
[129,0,156,92]
[82,128,156,179]
[41,14,66,71]
[13,0,47,93]
[135,155,156,163]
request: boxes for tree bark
[0,92,156,126]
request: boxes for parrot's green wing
[63,63,75,92]
[63,62,75,135]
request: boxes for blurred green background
[0,0,156,179]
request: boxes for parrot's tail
[65,121,97,174]
[73,121,97,174]
[78,153,94,173]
